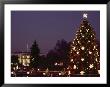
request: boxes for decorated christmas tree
[68,13,100,76]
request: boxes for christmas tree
[68,13,100,76]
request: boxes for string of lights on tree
[67,13,100,76]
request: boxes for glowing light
[43,73,46,75]
[86,29,89,32]
[68,71,71,75]
[59,62,63,66]
[59,73,61,75]
[82,35,84,37]
[80,30,82,32]
[27,71,30,74]
[77,51,79,54]
[16,66,18,70]
[13,67,15,70]
[94,46,96,49]
[83,13,88,18]
[38,68,40,71]
[72,47,75,50]
[89,64,94,68]
[81,58,84,61]
[80,71,85,75]
[78,41,80,43]
[74,65,77,69]
[54,62,58,66]
[67,67,69,69]
[98,70,100,74]
[11,72,14,74]
[81,46,85,50]
[27,55,30,58]
[95,58,98,62]
[71,59,73,62]
[89,51,92,54]
[97,52,99,55]
[82,25,84,27]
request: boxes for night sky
[11,11,100,54]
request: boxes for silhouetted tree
[11,55,19,64]
[46,50,56,70]
[30,40,40,68]
[54,39,70,68]
[11,55,19,71]
[46,39,70,70]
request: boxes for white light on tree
[82,35,84,37]
[68,71,71,75]
[16,65,18,70]
[27,71,30,74]
[81,58,84,61]
[83,13,88,18]
[89,51,92,54]
[94,46,96,49]
[54,62,58,66]
[77,51,79,54]
[71,59,73,62]
[97,52,99,55]
[59,73,61,76]
[72,47,75,50]
[74,65,77,69]
[89,64,94,68]
[78,41,80,43]
[80,71,85,75]
[43,73,46,75]
[82,25,84,27]
[95,58,98,62]
[81,46,85,50]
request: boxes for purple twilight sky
[11,11,100,54]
